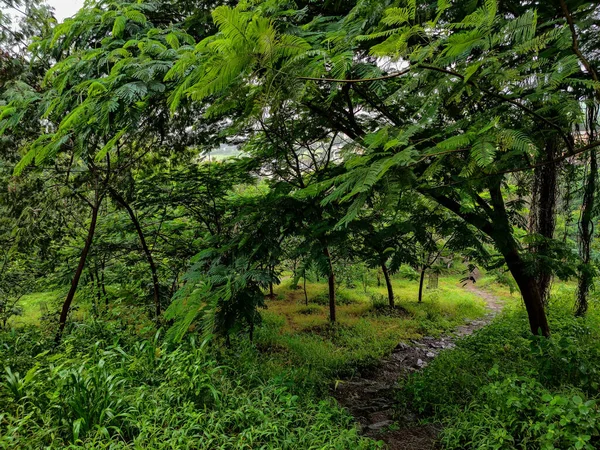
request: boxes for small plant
[297,305,321,315]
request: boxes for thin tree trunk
[93,265,103,306]
[110,189,161,319]
[89,269,99,317]
[324,247,336,323]
[418,267,426,303]
[381,262,395,308]
[303,271,308,306]
[576,149,597,316]
[99,255,107,303]
[55,199,101,343]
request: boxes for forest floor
[332,282,504,450]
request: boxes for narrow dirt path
[332,284,503,450]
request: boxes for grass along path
[332,282,505,450]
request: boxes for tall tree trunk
[418,267,426,303]
[502,244,550,336]
[93,265,103,307]
[424,176,551,336]
[381,262,395,308]
[324,247,336,323]
[576,149,597,316]
[55,199,101,343]
[110,189,161,319]
[89,269,99,317]
[489,183,550,336]
[529,140,558,304]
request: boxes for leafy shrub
[442,374,600,449]
[397,265,420,281]
[400,293,600,449]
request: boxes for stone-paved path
[332,284,504,450]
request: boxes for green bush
[400,293,600,450]
[297,305,322,315]
[442,374,599,450]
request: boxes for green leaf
[112,16,128,38]
[96,129,127,161]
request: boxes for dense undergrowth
[401,287,600,450]
[0,322,378,449]
[12,275,596,449]
[0,275,485,449]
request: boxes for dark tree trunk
[110,189,161,319]
[269,272,274,298]
[93,266,103,306]
[489,183,550,336]
[324,247,336,323]
[427,183,551,336]
[303,272,308,306]
[100,257,107,304]
[56,199,101,343]
[529,140,558,304]
[381,262,395,308]
[576,149,597,316]
[89,269,99,316]
[418,267,426,303]
[502,244,550,336]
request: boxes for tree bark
[427,185,551,336]
[55,199,101,343]
[502,244,550,336]
[324,247,336,322]
[529,140,558,304]
[489,182,550,336]
[576,149,597,316]
[381,262,395,308]
[110,189,161,319]
[100,256,107,304]
[418,267,426,303]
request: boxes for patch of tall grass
[0,324,378,449]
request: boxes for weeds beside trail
[402,289,600,450]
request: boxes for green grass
[9,290,62,327]
[0,325,378,449]
[0,273,494,448]
[255,275,487,385]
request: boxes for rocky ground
[332,284,504,450]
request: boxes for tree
[165,2,600,336]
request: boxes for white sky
[47,0,84,22]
